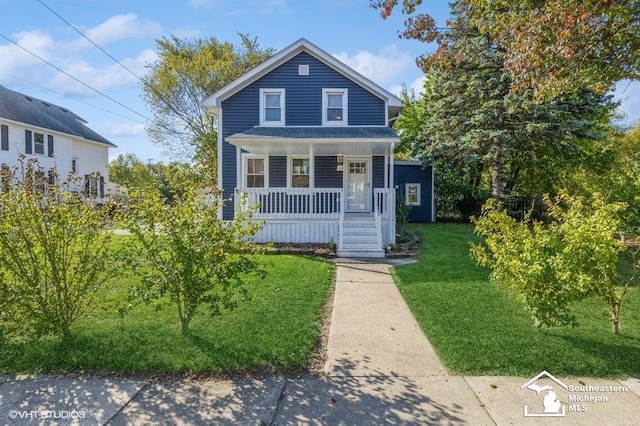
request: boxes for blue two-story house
[202,39,402,257]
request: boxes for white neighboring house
[0,85,115,202]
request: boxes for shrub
[471,191,633,332]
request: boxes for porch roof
[227,126,399,155]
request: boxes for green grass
[392,223,640,377]
[0,255,334,375]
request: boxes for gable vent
[298,64,309,76]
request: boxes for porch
[237,187,396,257]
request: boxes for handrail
[338,190,344,250]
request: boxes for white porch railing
[238,187,344,220]
[374,188,395,247]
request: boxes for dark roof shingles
[0,85,115,147]
[229,126,398,139]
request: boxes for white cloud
[111,122,147,137]
[389,75,426,98]
[86,14,161,45]
[0,14,161,97]
[332,44,413,88]
[259,0,290,15]
[49,49,157,95]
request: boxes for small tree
[0,158,121,338]
[125,168,263,335]
[471,191,632,332]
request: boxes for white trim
[343,156,372,212]
[259,88,285,126]
[309,145,315,189]
[202,38,402,112]
[241,153,269,188]
[217,111,224,191]
[236,145,241,191]
[322,88,348,126]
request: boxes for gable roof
[0,85,115,147]
[202,38,403,119]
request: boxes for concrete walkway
[1,259,639,425]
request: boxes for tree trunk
[491,137,505,200]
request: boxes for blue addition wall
[394,163,434,223]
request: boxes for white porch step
[338,216,384,258]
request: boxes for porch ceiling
[227,126,399,156]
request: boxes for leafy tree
[109,153,154,189]
[0,158,121,338]
[141,34,274,171]
[371,0,640,99]
[567,123,640,235]
[394,1,616,201]
[124,167,263,335]
[472,191,634,333]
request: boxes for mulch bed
[262,232,421,259]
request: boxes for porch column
[384,153,389,188]
[235,146,242,213]
[390,143,396,243]
[309,144,314,189]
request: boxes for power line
[37,0,142,82]
[0,70,145,124]
[0,33,152,123]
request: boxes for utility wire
[0,33,152,123]
[0,70,145,123]
[37,0,142,82]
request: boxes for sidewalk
[0,259,639,425]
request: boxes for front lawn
[0,255,334,375]
[392,223,640,377]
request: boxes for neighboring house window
[291,158,309,188]
[246,157,266,188]
[34,132,45,155]
[25,130,32,154]
[47,135,54,157]
[71,158,79,174]
[322,89,348,126]
[259,88,285,126]
[405,183,421,206]
[84,175,99,198]
[1,124,8,151]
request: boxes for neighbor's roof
[0,85,115,147]
[202,38,402,118]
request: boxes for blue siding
[394,164,434,223]
[269,156,287,187]
[219,50,389,218]
[372,156,384,189]
[314,156,342,188]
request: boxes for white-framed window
[322,88,348,126]
[245,156,267,188]
[290,157,310,188]
[71,158,79,175]
[34,132,45,155]
[259,88,285,126]
[405,183,421,206]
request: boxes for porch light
[336,154,343,172]
[336,164,343,172]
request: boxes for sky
[0,0,638,164]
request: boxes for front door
[345,158,370,212]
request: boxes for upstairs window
[259,89,285,126]
[322,89,348,126]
